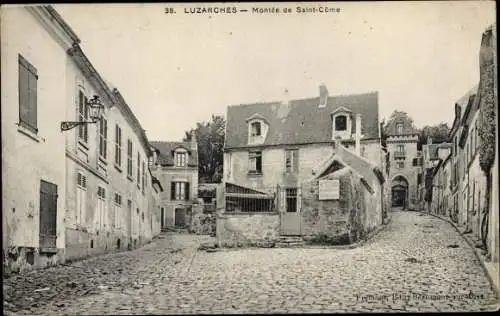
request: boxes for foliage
[420,123,451,144]
[184,115,225,183]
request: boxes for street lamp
[61,95,105,131]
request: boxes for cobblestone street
[3,210,498,314]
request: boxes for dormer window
[175,150,187,167]
[330,106,352,140]
[246,113,268,145]
[251,122,261,136]
[396,123,403,134]
[335,115,347,131]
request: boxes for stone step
[275,242,305,248]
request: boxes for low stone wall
[3,246,64,276]
[216,213,280,247]
[301,167,370,244]
[191,213,216,236]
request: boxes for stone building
[217,85,388,246]
[2,6,78,272]
[2,5,161,273]
[149,135,199,230]
[384,112,422,209]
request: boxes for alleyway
[3,211,498,314]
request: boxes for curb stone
[415,209,500,302]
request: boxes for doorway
[391,175,409,208]
[175,207,186,227]
[280,188,301,235]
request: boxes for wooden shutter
[18,56,38,133]
[171,182,176,200]
[39,180,57,248]
[185,182,190,200]
[293,150,299,172]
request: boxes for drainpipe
[355,114,362,155]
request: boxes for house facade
[221,84,387,241]
[2,5,161,273]
[1,6,78,272]
[384,112,422,209]
[149,135,199,230]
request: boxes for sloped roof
[225,92,379,149]
[384,115,419,136]
[150,141,198,167]
[313,141,383,186]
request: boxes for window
[115,125,122,166]
[251,122,261,136]
[18,55,38,133]
[175,152,187,167]
[335,115,347,131]
[396,161,404,169]
[137,152,141,187]
[127,140,133,178]
[141,161,145,194]
[97,186,107,229]
[285,149,298,173]
[286,188,298,213]
[148,156,154,167]
[99,118,108,159]
[249,151,262,174]
[171,182,190,201]
[78,91,89,143]
[396,123,403,134]
[76,172,87,225]
[114,192,122,229]
[396,144,405,153]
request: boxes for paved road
[3,211,499,314]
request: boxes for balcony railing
[394,151,406,159]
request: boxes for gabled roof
[150,141,198,167]
[225,91,379,149]
[313,140,384,186]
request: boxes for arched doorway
[392,175,409,208]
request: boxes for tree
[184,115,225,183]
[420,123,451,144]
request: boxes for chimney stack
[319,83,328,108]
[190,130,197,150]
[355,114,362,155]
[282,88,290,105]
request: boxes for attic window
[335,115,347,131]
[175,151,187,167]
[251,122,261,136]
[396,123,403,134]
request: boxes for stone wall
[301,167,366,244]
[301,165,383,244]
[216,213,280,247]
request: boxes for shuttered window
[18,55,38,133]
[114,192,122,229]
[137,152,141,187]
[76,172,87,225]
[99,118,108,159]
[78,91,89,143]
[171,182,189,201]
[115,125,122,166]
[285,149,299,173]
[127,140,133,177]
[142,161,145,194]
[39,180,57,248]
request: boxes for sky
[54,2,495,142]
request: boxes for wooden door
[280,188,301,235]
[175,208,185,227]
[39,180,57,248]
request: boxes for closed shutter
[39,180,57,248]
[171,182,176,200]
[185,183,190,200]
[293,150,299,172]
[18,55,38,133]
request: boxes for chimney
[190,130,197,150]
[355,114,362,155]
[282,88,290,105]
[319,83,328,108]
